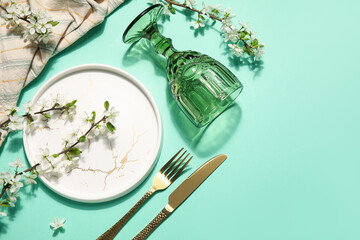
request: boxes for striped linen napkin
[0,0,125,146]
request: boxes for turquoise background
[1,0,360,239]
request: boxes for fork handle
[132,207,171,240]
[97,189,155,240]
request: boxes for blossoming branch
[0,97,119,217]
[0,0,58,43]
[150,0,265,60]
[0,94,77,139]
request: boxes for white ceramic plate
[23,64,162,203]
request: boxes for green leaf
[27,116,34,123]
[10,109,16,116]
[69,147,82,155]
[78,136,86,142]
[65,100,77,108]
[104,101,109,111]
[106,122,116,132]
[170,6,176,14]
[1,202,9,207]
[52,154,59,158]
[244,47,251,55]
[91,111,96,122]
[43,113,51,119]
[49,21,59,26]
[240,32,246,39]
[252,38,258,47]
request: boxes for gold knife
[132,154,227,240]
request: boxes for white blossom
[0,175,5,186]
[24,118,39,134]
[31,9,47,21]
[50,93,66,106]
[50,217,66,230]
[36,147,50,162]
[4,104,20,116]
[223,7,235,21]
[38,32,51,43]
[254,45,265,61]
[191,19,205,29]
[14,4,31,18]
[0,129,7,143]
[66,129,80,144]
[64,106,76,120]
[0,171,12,185]
[0,211,6,217]
[222,25,238,43]
[202,3,222,16]
[22,101,35,115]
[8,113,24,131]
[37,97,51,110]
[80,112,92,128]
[249,30,256,41]
[92,124,106,137]
[9,175,23,193]
[0,172,8,185]
[62,157,79,172]
[24,173,37,185]
[228,44,244,57]
[185,0,197,9]
[104,107,119,123]
[162,5,172,16]
[5,4,20,25]
[36,164,47,176]
[48,166,63,179]
[36,17,51,34]
[9,158,26,169]
[238,21,248,30]
[7,192,18,207]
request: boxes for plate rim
[23,63,163,203]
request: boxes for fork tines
[160,148,192,183]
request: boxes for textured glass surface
[123,4,243,127]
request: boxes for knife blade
[132,154,227,240]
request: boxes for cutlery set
[97,148,227,240]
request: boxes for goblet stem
[144,25,178,59]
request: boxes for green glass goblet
[123,4,243,127]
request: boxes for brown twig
[0,163,40,199]
[0,5,30,23]
[163,0,253,53]
[0,105,68,129]
[56,116,106,156]
[0,115,107,199]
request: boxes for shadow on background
[4,137,23,154]
[227,55,264,79]
[166,89,242,157]
[122,38,167,78]
[0,221,7,236]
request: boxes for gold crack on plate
[69,126,149,190]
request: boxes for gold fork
[97,148,192,240]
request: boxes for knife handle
[132,207,171,240]
[97,189,155,240]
